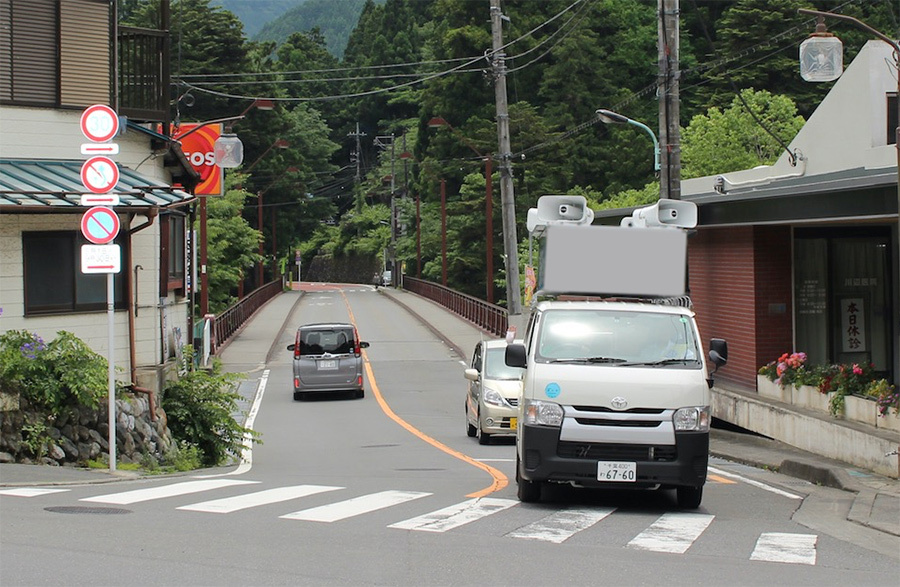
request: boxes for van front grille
[557,442,676,462]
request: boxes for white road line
[177,484,343,514]
[80,479,259,505]
[627,513,715,554]
[477,459,515,463]
[0,488,70,497]
[708,466,802,500]
[388,498,518,533]
[750,532,817,565]
[281,490,431,523]
[507,507,615,543]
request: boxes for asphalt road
[1,287,897,586]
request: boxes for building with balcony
[0,0,198,394]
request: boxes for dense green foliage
[161,348,258,467]
[255,0,378,58]
[0,330,108,415]
[132,0,897,303]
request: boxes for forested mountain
[132,0,899,306]
[254,0,385,58]
[213,0,304,38]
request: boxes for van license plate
[317,360,337,370]
[597,461,636,482]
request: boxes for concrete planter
[792,384,831,412]
[844,394,878,427]
[878,411,900,432]
[756,375,791,403]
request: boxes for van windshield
[485,347,525,380]
[535,309,700,367]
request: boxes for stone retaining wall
[0,392,174,466]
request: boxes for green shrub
[0,330,107,414]
[162,347,259,467]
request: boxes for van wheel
[355,389,365,399]
[676,485,703,509]
[293,392,304,401]
[516,455,541,503]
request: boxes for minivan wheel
[516,455,541,503]
[293,391,304,401]
[676,485,703,509]
[355,389,365,399]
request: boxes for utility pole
[490,0,522,321]
[349,122,366,214]
[658,0,681,200]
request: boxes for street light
[241,138,290,175]
[596,109,661,172]
[798,7,900,383]
[427,116,496,303]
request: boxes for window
[794,228,893,378]
[23,231,125,315]
[161,213,186,293]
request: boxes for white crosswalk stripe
[281,490,431,522]
[627,513,715,554]
[81,479,259,505]
[0,487,70,497]
[388,497,518,533]
[750,532,817,565]
[178,484,343,514]
[506,507,615,543]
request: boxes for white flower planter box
[791,384,831,413]
[757,375,791,403]
[844,394,878,427]
[878,411,900,432]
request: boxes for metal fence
[402,276,507,338]
[209,280,283,355]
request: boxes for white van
[505,299,727,508]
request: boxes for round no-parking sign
[81,206,120,244]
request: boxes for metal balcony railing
[402,276,507,338]
[118,26,169,123]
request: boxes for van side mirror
[464,368,480,382]
[287,343,296,351]
[505,343,527,369]
[708,338,728,372]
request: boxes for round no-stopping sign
[81,206,120,244]
[81,156,120,194]
[80,104,119,143]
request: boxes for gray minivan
[286,323,370,400]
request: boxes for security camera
[558,204,581,220]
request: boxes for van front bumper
[519,424,708,488]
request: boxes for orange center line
[339,289,507,498]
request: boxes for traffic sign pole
[80,104,121,473]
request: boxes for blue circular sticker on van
[545,382,561,398]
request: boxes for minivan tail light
[354,328,361,355]
[294,331,301,359]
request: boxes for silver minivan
[286,323,370,400]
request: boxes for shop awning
[0,159,195,210]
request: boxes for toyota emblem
[611,396,628,410]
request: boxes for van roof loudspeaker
[527,195,594,235]
[623,199,697,229]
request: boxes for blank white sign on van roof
[540,224,687,298]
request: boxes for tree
[203,174,261,313]
[681,89,804,179]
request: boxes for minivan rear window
[299,327,355,355]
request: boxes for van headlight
[673,406,710,431]
[524,400,563,427]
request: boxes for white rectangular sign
[81,244,121,274]
[80,194,120,206]
[540,225,687,297]
[81,143,120,155]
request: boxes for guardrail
[208,280,283,356]
[402,276,507,338]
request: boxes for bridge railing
[208,279,283,356]
[402,276,507,338]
